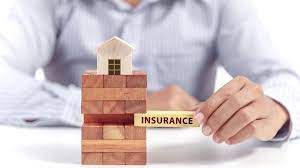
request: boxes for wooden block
[125,100,146,114]
[103,101,125,114]
[134,110,199,128]
[84,114,134,124]
[125,152,146,165]
[126,71,147,88]
[104,75,126,88]
[125,124,146,140]
[82,140,146,152]
[82,73,103,88]
[103,152,125,165]
[81,101,103,114]
[82,152,103,165]
[103,124,125,139]
[82,124,103,140]
[82,88,146,101]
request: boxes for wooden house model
[96,36,134,75]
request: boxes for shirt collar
[111,0,132,10]
[109,0,161,12]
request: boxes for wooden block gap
[84,114,134,124]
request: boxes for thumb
[193,102,205,124]
[252,119,276,141]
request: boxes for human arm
[0,0,82,127]
[194,0,300,143]
[148,85,200,111]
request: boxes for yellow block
[134,111,200,128]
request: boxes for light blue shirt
[0,0,299,140]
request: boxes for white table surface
[0,125,298,168]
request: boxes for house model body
[81,36,147,165]
[97,36,134,75]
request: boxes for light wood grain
[120,54,133,75]
[134,111,200,128]
[103,124,125,140]
[97,36,133,75]
[82,140,146,152]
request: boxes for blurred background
[0,0,299,91]
[0,1,299,166]
[215,0,300,90]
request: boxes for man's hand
[195,76,289,144]
[148,85,200,111]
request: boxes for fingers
[254,118,278,141]
[194,102,205,124]
[226,119,268,145]
[199,76,249,124]
[204,83,263,138]
[217,97,276,144]
[195,74,285,145]
[213,98,267,143]
[192,102,205,111]
[225,121,259,145]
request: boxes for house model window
[108,59,121,75]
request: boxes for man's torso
[45,0,223,100]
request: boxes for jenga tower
[81,37,147,165]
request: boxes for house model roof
[102,36,134,48]
[97,36,134,57]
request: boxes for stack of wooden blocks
[81,70,147,165]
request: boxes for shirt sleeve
[216,0,300,140]
[0,0,82,127]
